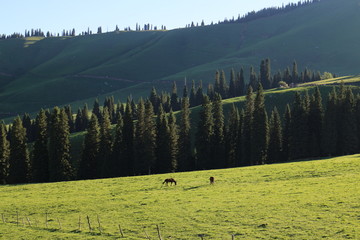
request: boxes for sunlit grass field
[0,154,359,239]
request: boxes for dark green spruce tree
[322,88,338,156]
[282,104,292,162]
[226,103,239,167]
[100,107,113,178]
[22,113,33,142]
[251,83,269,165]
[135,99,154,175]
[237,67,246,96]
[167,110,179,172]
[268,107,282,163]
[242,86,254,166]
[92,98,102,123]
[190,80,197,107]
[8,117,30,184]
[290,92,309,160]
[338,87,358,155]
[170,82,180,111]
[211,93,225,168]
[48,107,73,182]
[229,69,236,98]
[75,108,84,132]
[122,100,135,175]
[292,60,299,83]
[32,109,50,183]
[81,104,90,130]
[155,105,170,173]
[64,105,75,133]
[0,122,10,184]
[110,113,125,177]
[249,66,258,90]
[78,114,100,180]
[195,95,214,169]
[219,70,228,99]
[178,97,193,171]
[143,100,156,174]
[308,87,323,157]
[260,58,271,89]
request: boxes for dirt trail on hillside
[73,74,136,83]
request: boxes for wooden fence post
[86,215,92,232]
[78,215,81,231]
[26,217,32,227]
[1,213,5,223]
[144,226,151,239]
[231,234,235,240]
[45,212,48,228]
[118,224,124,237]
[57,217,62,230]
[97,215,102,234]
[156,224,163,240]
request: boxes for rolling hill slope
[0,154,359,239]
[0,0,359,116]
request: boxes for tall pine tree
[268,107,282,163]
[100,107,113,177]
[178,97,193,171]
[251,83,269,165]
[195,95,214,169]
[0,122,9,184]
[48,107,73,181]
[243,86,254,166]
[8,117,30,184]
[211,93,225,168]
[32,109,49,182]
[78,114,100,180]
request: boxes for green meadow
[0,154,359,239]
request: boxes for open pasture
[0,155,359,239]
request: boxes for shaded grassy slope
[0,154,359,239]
[0,0,360,116]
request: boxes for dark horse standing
[163,178,177,186]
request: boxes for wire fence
[0,211,241,239]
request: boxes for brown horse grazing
[209,176,215,184]
[163,178,177,186]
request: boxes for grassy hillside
[0,154,359,239]
[0,0,360,116]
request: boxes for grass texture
[0,154,359,239]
